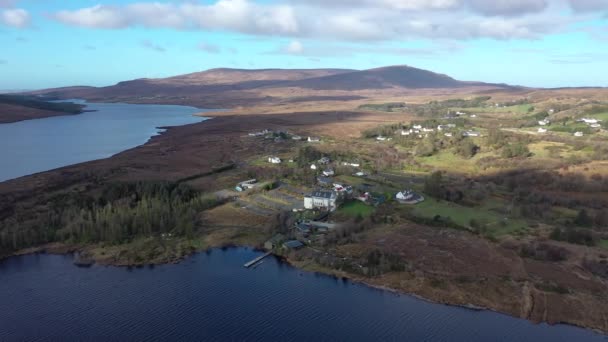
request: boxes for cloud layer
[1,8,29,28]
[46,0,607,42]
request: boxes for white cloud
[285,40,303,54]
[567,0,608,12]
[1,8,29,28]
[48,0,599,41]
[52,0,299,35]
[54,5,129,29]
[467,0,548,16]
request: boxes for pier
[244,252,272,268]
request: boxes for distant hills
[0,94,86,123]
[26,65,517,108]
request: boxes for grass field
[415,149,496,174]
[590,112,608,121]
[598,240,608,250]
[339,200,375,218]
[452,104,533,115]
[412,198,527,237]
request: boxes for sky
[1,0,607,90]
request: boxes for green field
[411,198,527,237]
[598,240,608,250]
[452,104,533,115]
[339,200,375,218]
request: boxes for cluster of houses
[401,123,458,138]
[399,124,480,139]
[579,118,603,129]
[248,129,307,143]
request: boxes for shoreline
[3,243,606,337]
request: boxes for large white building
[304,190,338,211]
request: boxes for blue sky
[1,0,607,90]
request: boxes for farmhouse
[396,190,424,204]
[463,131,481,137]
[581,118,601,124]
[574,131,584,137]
[538,127,547,133]
[323,169,335,177]
[235,179,258,192]
[308,136,321,143]
[268,156,281,164]
[304,190,338,211]
[538,119,550,126]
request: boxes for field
[411,198,528,238]
[338,200,375,218]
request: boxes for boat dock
[244,252,272,268]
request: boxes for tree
[574,209,592,227]
[486,128,506,148]
[502,143,530,158]
[424,171,444,199]
[415,136,436,157]
[456,139,479,158]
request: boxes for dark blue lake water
[0,248,605,341]
[0,101,209,182]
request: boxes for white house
[590,123,602,128]
[323,169,335,177]
[376,136,387,141]
[304,190,338,211]
[422,128,435,133]
[310,164,318,170]
[456,111,466,116]
[463,131,481,137]
[538,119,550,126]
[342,162,360,167]
[235,179,258,192]
[268,157,282,164]
[444,132,453,137]
[574,131,584,137]
[581,118,600,124]
[354,171,367,177]
[538,128,547,133]
[413,124,422,130]
[308,136,321,143]
[401,129,411,136]
[470,114,477,118]
[396,189,424,204]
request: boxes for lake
[0,248,605,341]
[0,101,209,182]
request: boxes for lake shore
[3,241,607,337]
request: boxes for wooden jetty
[244,252,272,268]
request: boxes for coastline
[3,242,606,337]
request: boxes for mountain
[29,66,514,107]
[283,66,474,90]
